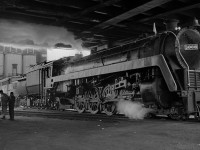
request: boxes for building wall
[0,53,4,76]
[5,53,22,77]
[23,55,36,74]
[0,44,46,79]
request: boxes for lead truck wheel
[104,102,116,116]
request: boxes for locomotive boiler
[24,20,200,119]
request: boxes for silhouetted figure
[9,92,15,120]
[0,90,9,119]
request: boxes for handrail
[189,69,200,73]
[52,55,177,91]
[166,31,190,87]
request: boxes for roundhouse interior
[0,0,200,120]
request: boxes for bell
[192,17,200,27]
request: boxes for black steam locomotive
[4,19,200,120]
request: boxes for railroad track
[14,109,129,122]
[14,109,200,123]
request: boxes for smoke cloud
[0,19,86,50]
[117,100,153,120]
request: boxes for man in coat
[0,90,9,119]
[9,92,15,120]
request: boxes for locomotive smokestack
[164,19,179,31]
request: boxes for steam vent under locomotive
[25,19,200,119]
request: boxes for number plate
[184,44,199,50]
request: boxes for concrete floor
[0,115,199,150]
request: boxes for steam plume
[117,100,153,120]
[0,19,85,50]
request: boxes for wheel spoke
[104,102,116,116]
[101,84,117,115]
[75,96,85,113]
[89,102,99,114]
[88,88,100,114]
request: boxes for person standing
[9,92,15,120]
[0,90,9,119]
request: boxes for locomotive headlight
[183,44,199,50]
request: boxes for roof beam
[176,0,190,3]
[34,0,82,9]
[0,10,57,20]
[1,4,72,18]
[90,0,172,30]
[120,22,155,32]
[72,0,122,18]
[139,2,200,22]
[178,11,196,17]
[57,0,122,24]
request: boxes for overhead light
[94,11,107,15]
[68,21,86,25]
[94,34,104,37]
[112,4,121,8]
[67,5,82,9]
[91,19,100,23]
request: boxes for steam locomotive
[1,19,200,120]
